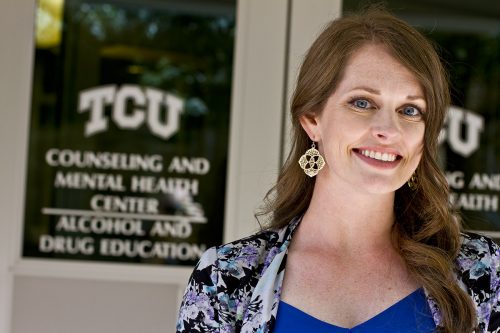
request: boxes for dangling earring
[407,173,418,190]
[298,142,325,177]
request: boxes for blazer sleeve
[176,247,220,333]
[487,241,500,332]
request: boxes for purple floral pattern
[177,218,500,332]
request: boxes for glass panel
[23,0,236,265]
[343,0,500,237]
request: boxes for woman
[176,8,500,333]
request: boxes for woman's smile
[352,147,402,169]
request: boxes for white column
[0,0,37,332]
[282,0,343,162]
[223,0,290,241]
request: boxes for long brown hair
[258,7,477,333]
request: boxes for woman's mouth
[352,148,402,168]
[359,149,398,162]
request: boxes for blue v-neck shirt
[273,288,436,333]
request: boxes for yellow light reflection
[36,0,64,48]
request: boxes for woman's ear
[299,112,321,142]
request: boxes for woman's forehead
[333,44,424,98]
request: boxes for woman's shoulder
[458,232,500,261]
[196,223,291,277]
[456,232,500,290]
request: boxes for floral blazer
[176,217,500,332]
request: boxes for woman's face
[301,43,426,194]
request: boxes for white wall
[12,277,178,333]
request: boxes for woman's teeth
[360,150,397,162]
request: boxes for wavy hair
[258,7,477,333]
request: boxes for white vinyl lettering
[78,85,184,140]
[113,84,146,129]
[167,156,210,175]
[440,106,484,157]
[78,85,116,136]
[445,171,465,189]
[146,88,184,140]
[39,235,95,255]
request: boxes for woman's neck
[296,176,397,256]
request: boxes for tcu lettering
[78,85,184,140]
[439,106,484,158]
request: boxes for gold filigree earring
[407,173,418,190]
[298,142,325,177]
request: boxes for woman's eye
[402,106,422,117]
[351,99,372,109]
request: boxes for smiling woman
[176,7,500,333]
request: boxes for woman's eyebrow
[407,95,425,101]
[350,86,380,94]
[351,86,425,102]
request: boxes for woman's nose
[370,110,401,141]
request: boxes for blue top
[273,288,436,333]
